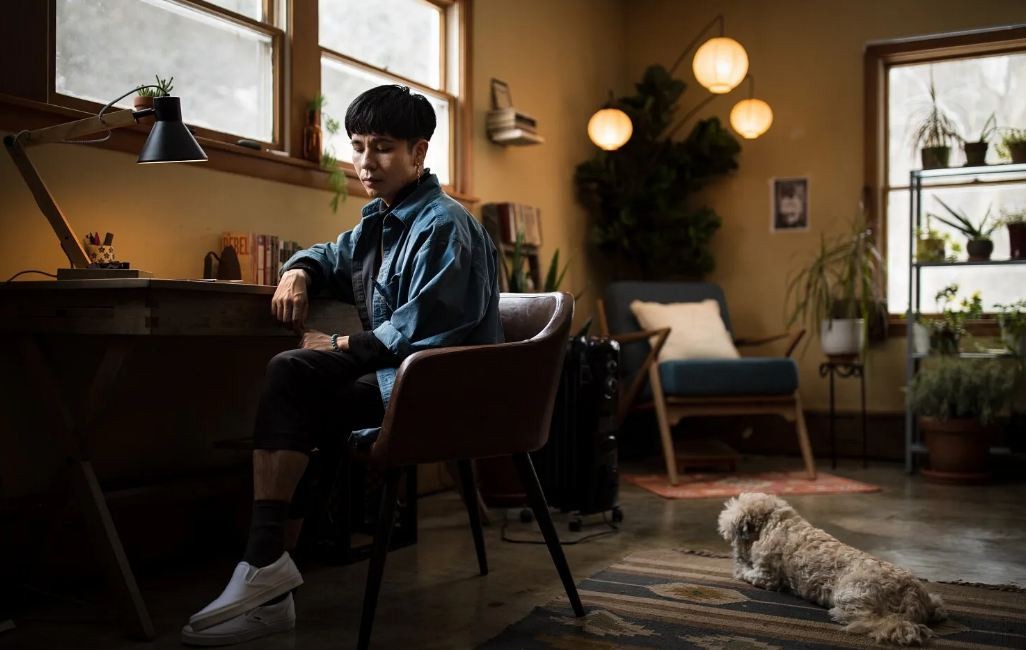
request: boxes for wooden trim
[319,46,454,99]
[179,0,277,30]
[457,0,473,196]
[887,317,1001,337]
[0,0,48,101]
[290,0,320,158]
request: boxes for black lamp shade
[137,96,208,164]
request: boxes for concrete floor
[2,455,1025,649]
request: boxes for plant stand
[818,360,867,469]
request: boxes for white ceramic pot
[912,322,931,355]
[820,318,863,357]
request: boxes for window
[55,0,284,145]
[318,0,459,185]
[867,28,1026,315]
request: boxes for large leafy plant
[574,65,740,279]
[909,356,1017,424]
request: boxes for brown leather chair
[353,291,585,649]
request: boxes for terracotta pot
[963,141,988,167]
[1008,223,1026,260]
[133,95,154,111]
[302,109,322,163]
[1010,141,1026,164]
[920,146,950,169]
[966,238,993,261]
[919,416,995,483]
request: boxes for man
[182,85,502,646]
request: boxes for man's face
[350,133,427,206]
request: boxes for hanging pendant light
[692,37,748,94]
[587,108,633,151]
[728,75,772,139]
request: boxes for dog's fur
[717,492,946,646]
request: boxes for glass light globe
[587,108,633,151]
[730,98,773,139]
[692,37,749,94]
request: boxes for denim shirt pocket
[372,278,397,313]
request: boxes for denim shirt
[282,173,503,410]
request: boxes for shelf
[911,351,1016,360]
[911,162,1026,179]
[488,128,544,146]
[914,258,1026,267]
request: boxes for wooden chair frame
[597,300,815,485]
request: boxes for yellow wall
[624,0,1026,412]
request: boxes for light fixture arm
[4,101,156,268]
[665,73,755,139]
[669,13,725,76]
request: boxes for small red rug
[623,470,881,499]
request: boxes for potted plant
[908,356,1017,483]
[929,196,997,261]
[1001,207,1026,260]
[924,284,983,355]
[306,95,346,213]
[785,214,885,360]
[909,74,960,170]
[963,113,996,167]
[914,215,947,263]
[997,127,1026,164]
[995,300,1026,357]
[134,74,174,110]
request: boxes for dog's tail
[844,614,933,646]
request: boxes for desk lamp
[3,86,207,279]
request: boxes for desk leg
[829,370,836,470]
[17,335,154,640]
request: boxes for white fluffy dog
[717,492,946,646]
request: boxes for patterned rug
[623,471,880,499]
[482,549,1026,649]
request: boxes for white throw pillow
[629,299,740,361]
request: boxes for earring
[416,161,422,184]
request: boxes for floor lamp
[3,91,207,279]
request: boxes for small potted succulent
[914,215,946,263]
[929,196,997,261]
[995,300,1026,357]
[963,113,996,167]
[1001,207,1026,260]
[925,284,983,355]
[998,127,1026,164]
[909,356,1018,483]
[909,75,960,170]
[134,75,174,110]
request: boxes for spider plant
[908,71,960,168]
[929,197,997,240]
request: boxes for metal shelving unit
[904,162,1026,472]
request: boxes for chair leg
[793,392,817,480]
[648,364,679,485]
[511,453,585,617]
[358,468,401,650]
[457,459,488,576]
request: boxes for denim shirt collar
[359,172,440,226]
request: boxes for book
[256,234,266,285]
[222,231,254,283]
[486,108,538,129]
[482,203,542,247]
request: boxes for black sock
[243,500,289,568]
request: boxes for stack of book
[486,108,544,145]
[482,202,542,247]
[221,232,304,285]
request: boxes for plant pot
[966,238,993,261]
[963,141,988,167]
[1010,141,1026,164]
[929,328,960,355]
[918,416,994,483]
[133,95,154,111]
[911,322,931,355]
[820,318,863,360]
[302,109,322,163]
[916,237,945,263]
[920,146,950,169]
[1000,324,1026,357]
[1008,223,1026,260]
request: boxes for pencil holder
[87,244,116,264]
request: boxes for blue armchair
[599,281,815,485]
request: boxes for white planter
[820,318,863,357]
[912,322,931,354]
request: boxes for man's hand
[299,330,348,352]
[272,269,310,329]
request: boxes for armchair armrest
[605,327,671,423]
[733,329,806,357]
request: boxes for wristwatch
[330,333,341,352]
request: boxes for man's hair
[344,85,436,142]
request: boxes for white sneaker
[181,593,295,646]
[188,552,303,632]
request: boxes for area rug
[623,471,880,499]
[481,549,1026,649]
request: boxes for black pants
[253,348,387,517]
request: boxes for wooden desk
[0,279,360,640]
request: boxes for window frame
[0,0,476,204]
[863,24,1026,328]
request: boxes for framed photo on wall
[490,78,512,110]
[770,177,809,232]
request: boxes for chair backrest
[368,292,574,467]
[604,281,732,380]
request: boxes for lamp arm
[669,14,724,76]
[666,93,718,139]
[16,108,149,147]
